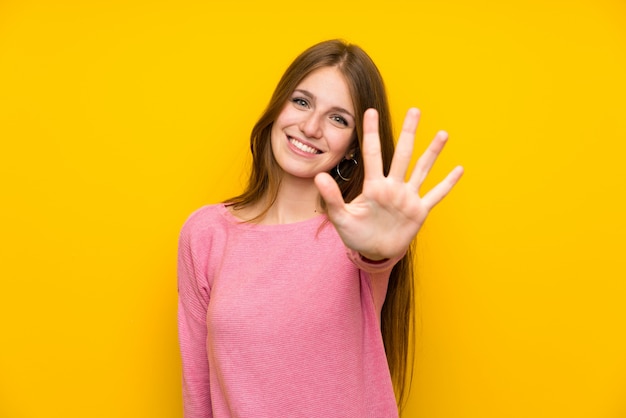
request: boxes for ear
[346,135,359,159]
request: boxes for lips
[288,136,322,154]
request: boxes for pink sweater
[177,204,399,418]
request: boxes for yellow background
[1,0,625,417]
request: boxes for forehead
[296,66,355,113]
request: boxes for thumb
[314,172,345,217]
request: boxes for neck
[261,175,322,224]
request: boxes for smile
[289,137,321,154]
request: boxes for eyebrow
[294,89,355,121]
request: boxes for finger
[421,165,464,210]
[388,108,420,181]
[314,172,347,220]
[362,108,383,182]
[408,130,449,190]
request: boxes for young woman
[178,39,463,417]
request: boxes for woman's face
[270,66,356,181]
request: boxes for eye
[292,97,310,108]
[331,115,349,127]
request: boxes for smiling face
[270,66,356,181]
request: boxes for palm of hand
[315,108,464,261]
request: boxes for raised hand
[314,108,464,261]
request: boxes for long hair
[225,39,415,411]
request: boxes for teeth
[290,137,320,154]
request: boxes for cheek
[274,104,299,127]
[269,123,283,155]
[331,130,357,154]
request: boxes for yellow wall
[1,1,625,417]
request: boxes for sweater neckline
[217,203,327,231]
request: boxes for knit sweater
[177,204,399,418]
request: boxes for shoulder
[181,203,227,232]
[178,203,232,246]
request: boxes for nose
[300,112,323,139]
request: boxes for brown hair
[226,39,415,410]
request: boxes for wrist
[359,253,389,263]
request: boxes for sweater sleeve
[346,248,405,316]
[345,248,403,273]
[177,218,212,418]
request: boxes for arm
[177,222,213,418]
